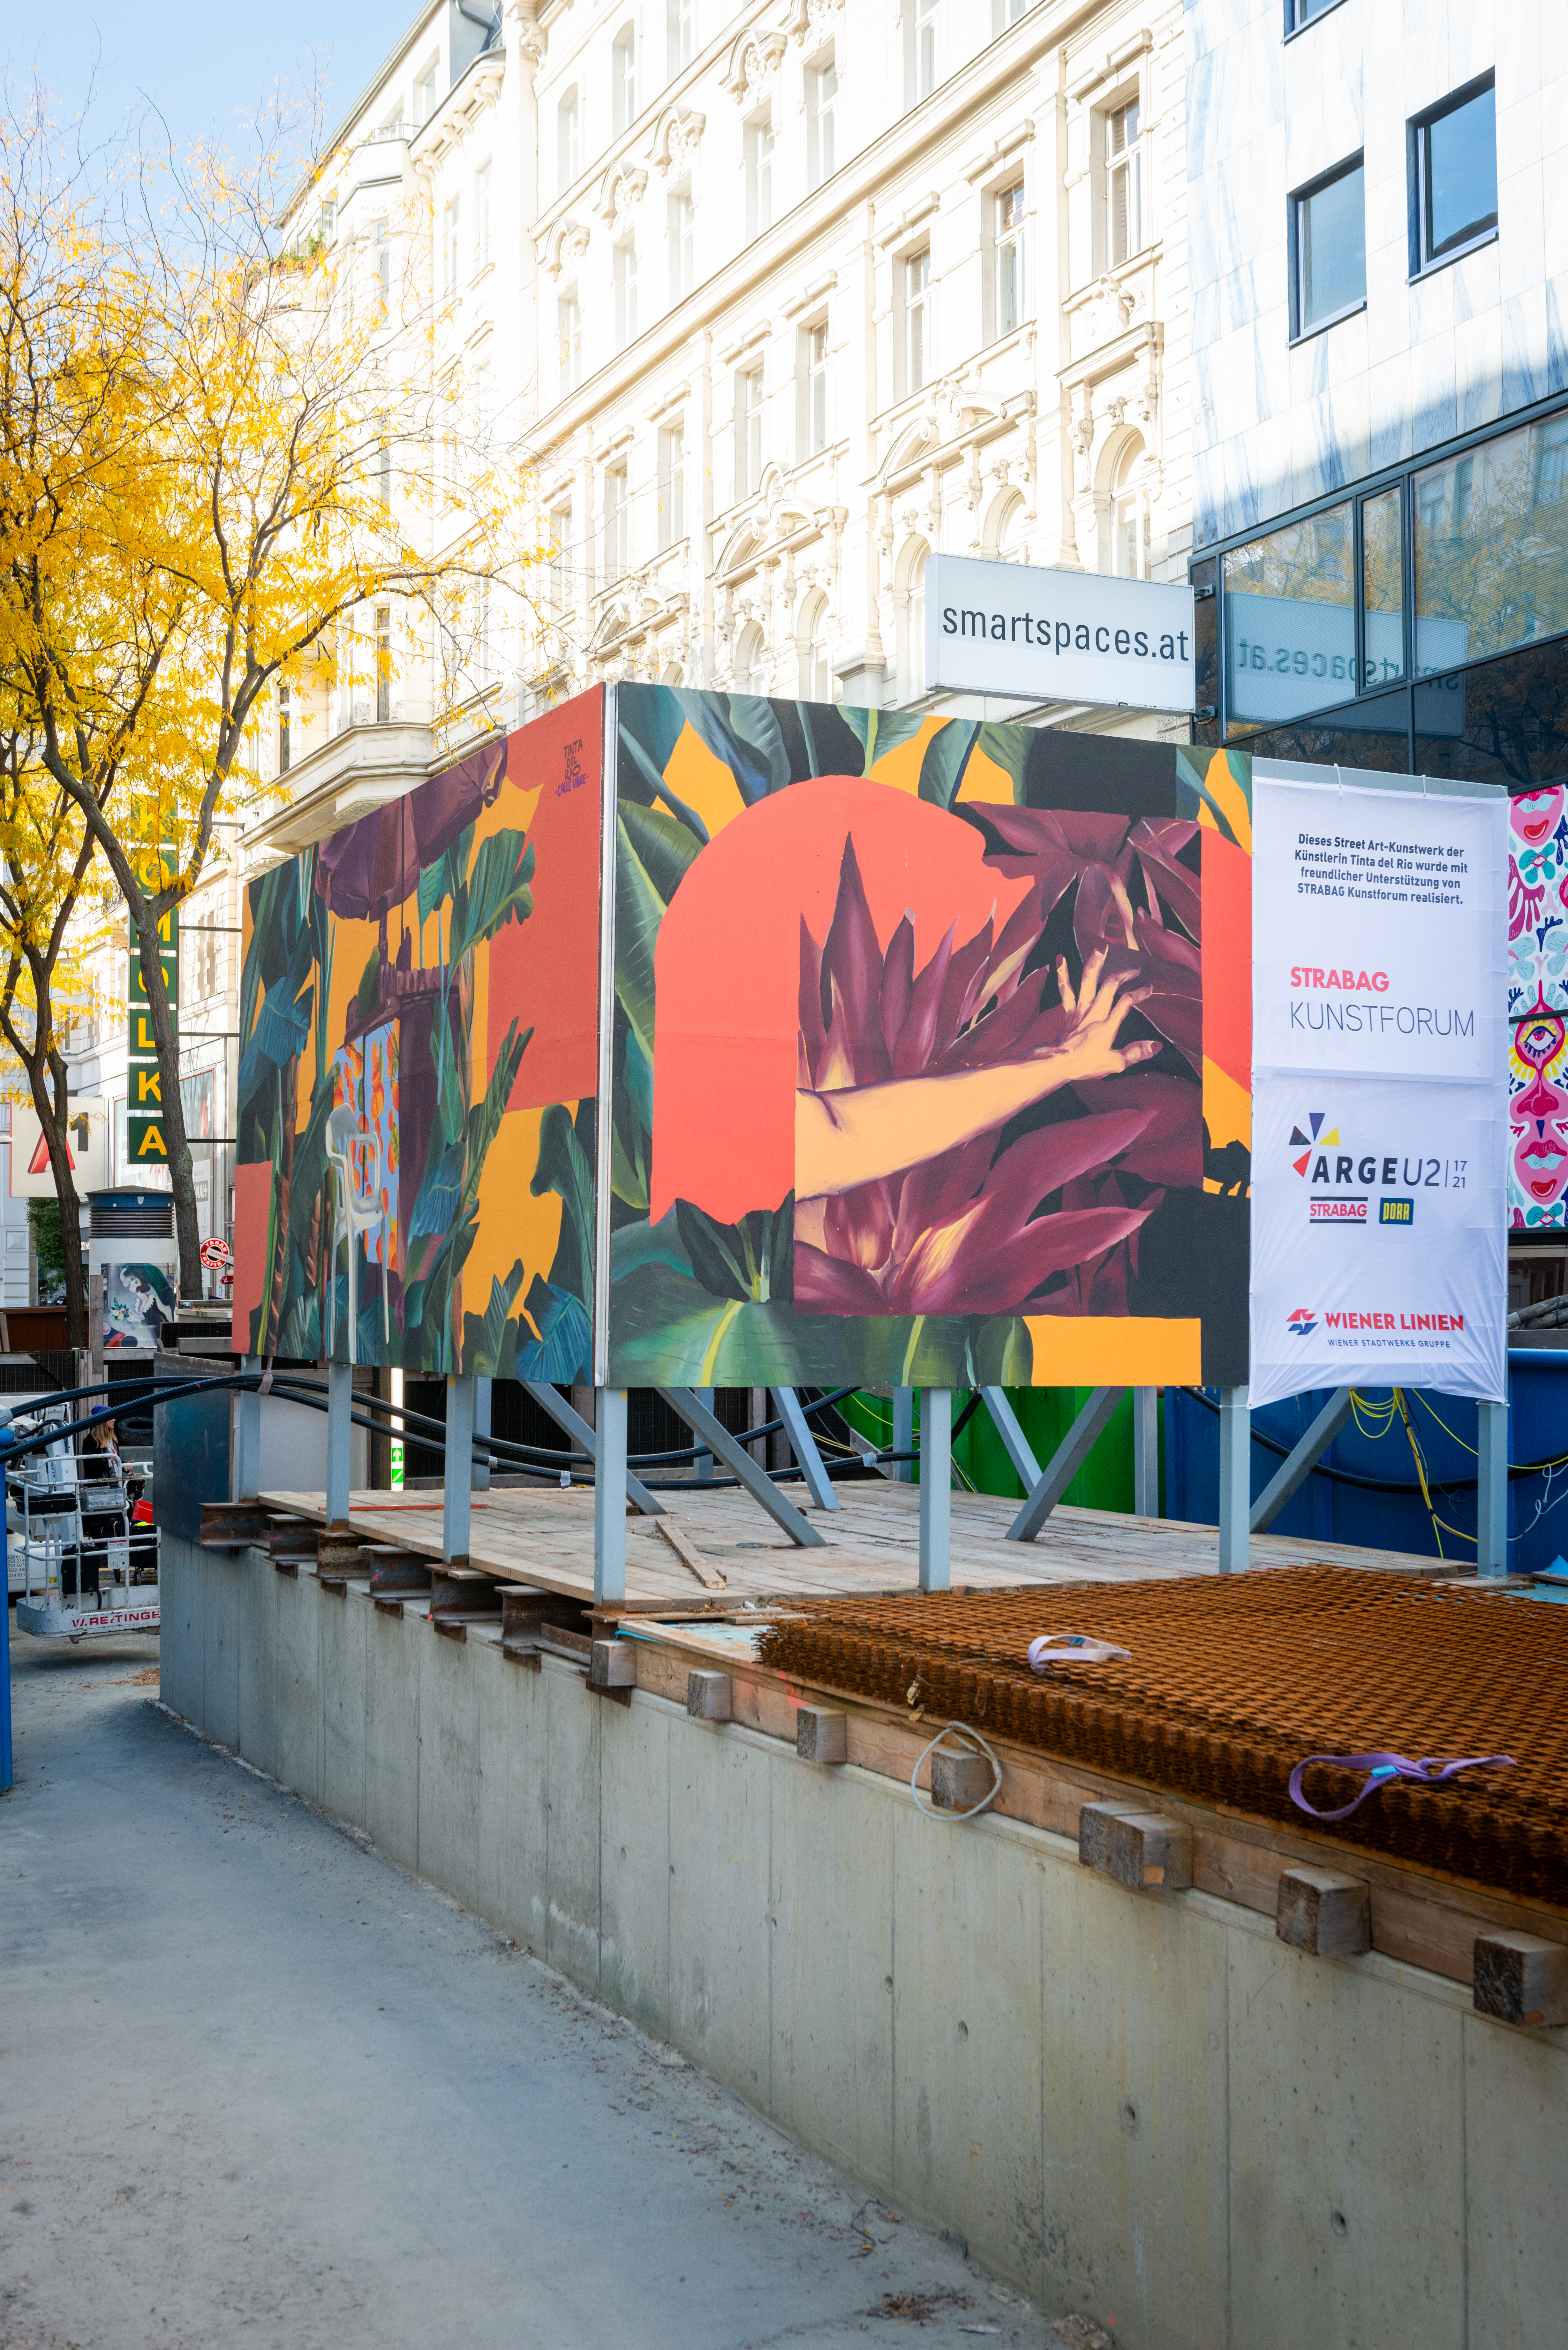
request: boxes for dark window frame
[1287,152,1367,344]
[1192,389,1568,756]
[1408,71,1498,281]
[1283,0,1349,40]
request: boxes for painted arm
[795,949,1160,1199]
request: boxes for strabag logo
[1286,1307,1317,1338]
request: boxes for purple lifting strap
[1288,1750,1516,1823]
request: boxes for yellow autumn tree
[0,80,545,1300]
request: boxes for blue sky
[6,1,406,159]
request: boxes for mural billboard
[606,687,1250,1391]
[231,685,1251,1385]
[232,693,601,1374]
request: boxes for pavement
[0,1623,1083,2350]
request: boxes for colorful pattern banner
[1508,786,1568,1228]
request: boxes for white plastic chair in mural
[325,1104,389,1365]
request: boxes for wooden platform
[257,1477,1452,1608]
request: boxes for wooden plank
[654,1515,727,1591]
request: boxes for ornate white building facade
[267,0,1193,847]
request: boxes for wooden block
[1473,1931,1568,2028]
[930,1751,996,1812]
[1275,1867,1372,1958]
[589,1638,637,1689]
[687,1670,733,1721]
[796,1706,847,1765]
[1079,1803,1193,1891]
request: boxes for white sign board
[1248,769,1508,1410]
[8,1097,111,1200]
[925,554,1196,713]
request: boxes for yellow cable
[1395,1387,1448,1559]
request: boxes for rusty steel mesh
[756,1568,1568,1905]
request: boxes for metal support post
[326,1359,353,1529]
[472,1376,492,1492]
[771,1388,840,1511]
[892,1388,914,1482]
[1132,1387,1160,1518]
[1006,1386,1127,1543]
[521,1380,662,1514]
[979,1387,1043,1493]
[918,1388,951,1592]
[442,1374,475,1564]
[235,1356,262,1501]
[1217,1385,1250,1573]
[1249,1387,1355,1535]
[693,1386,714,1481]
[657,1387,826,1546]
[593,1387,628,1603]
[1476,1395,1509,1579]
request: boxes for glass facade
[1203,395,1568,787]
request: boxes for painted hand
[1050,948,1162,1084]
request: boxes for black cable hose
[1178,1385,1564,1494]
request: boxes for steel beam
[1217,1385,1250,1573]
[1249,1387,1355,1534]
[693,1385,714,1482]
[1132,1386,1160,1518]
[892,1388,915,1483]
[326,1360,353,1529]
[1476,1395,1509,1579]
[472,1376,492,1492]
[521,1380,663,1516]
[1006,1385,1127,1543]
[657,1387,827,1546]
[771,1387,840,1511]
[235,1357,261,1501]
[593,1387,628,1603]
[442,1375,475,1563]
[979,1387,1043,1493]
[918,1388,951,1591]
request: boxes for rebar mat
[756,1568,1568,1905]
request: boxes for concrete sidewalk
[1,1627,1074,2350]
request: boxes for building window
[549,504,573,614]
[1290,156,1365,338]
[746,116,774,238]
[1414,413,1568,674]
[558,89,580,192]
[808,59,838,189]
[376,429,392,509]
[1107,101,1144,268]
[1288,0,1346,28]
[803,321,829,455]
[603,466,628,580]
[1223,504,1354,731]
[473,163,491,270]
[1412,77,1497,275]
[557,291,581,396]
[900,546,928,701]
[1112,439,1148,579]
[903,249,930,395]
[659,423,685,548]
[278,682,291,776]
[908,0,939,107]
[375,605,392,723]
[414,58,439,125]
[372,217,389,313]
[614,241,639,350]
[734,621,766,694]
[994,181,1024,337]
[669,192,694,302]
[667,0,693,80]
[800,593,832,699]
[613,25,637,135]
[737,364,764,498]
[442,196,461,295]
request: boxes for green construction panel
[841,1388,1149,1514]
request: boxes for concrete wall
[161,1534,1567,2350]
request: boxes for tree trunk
[129,896,202,1301]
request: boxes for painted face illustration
[1512,1004,1568,1214]
[1509,787,1567,947]
[1513,786,1564,853]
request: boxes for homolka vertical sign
[924,554,1196,713]
[1248,767,1508,1409]
[126,854,179,1172]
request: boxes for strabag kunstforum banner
[1248,768,1508,1409]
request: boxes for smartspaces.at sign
[925,553,1196,714]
